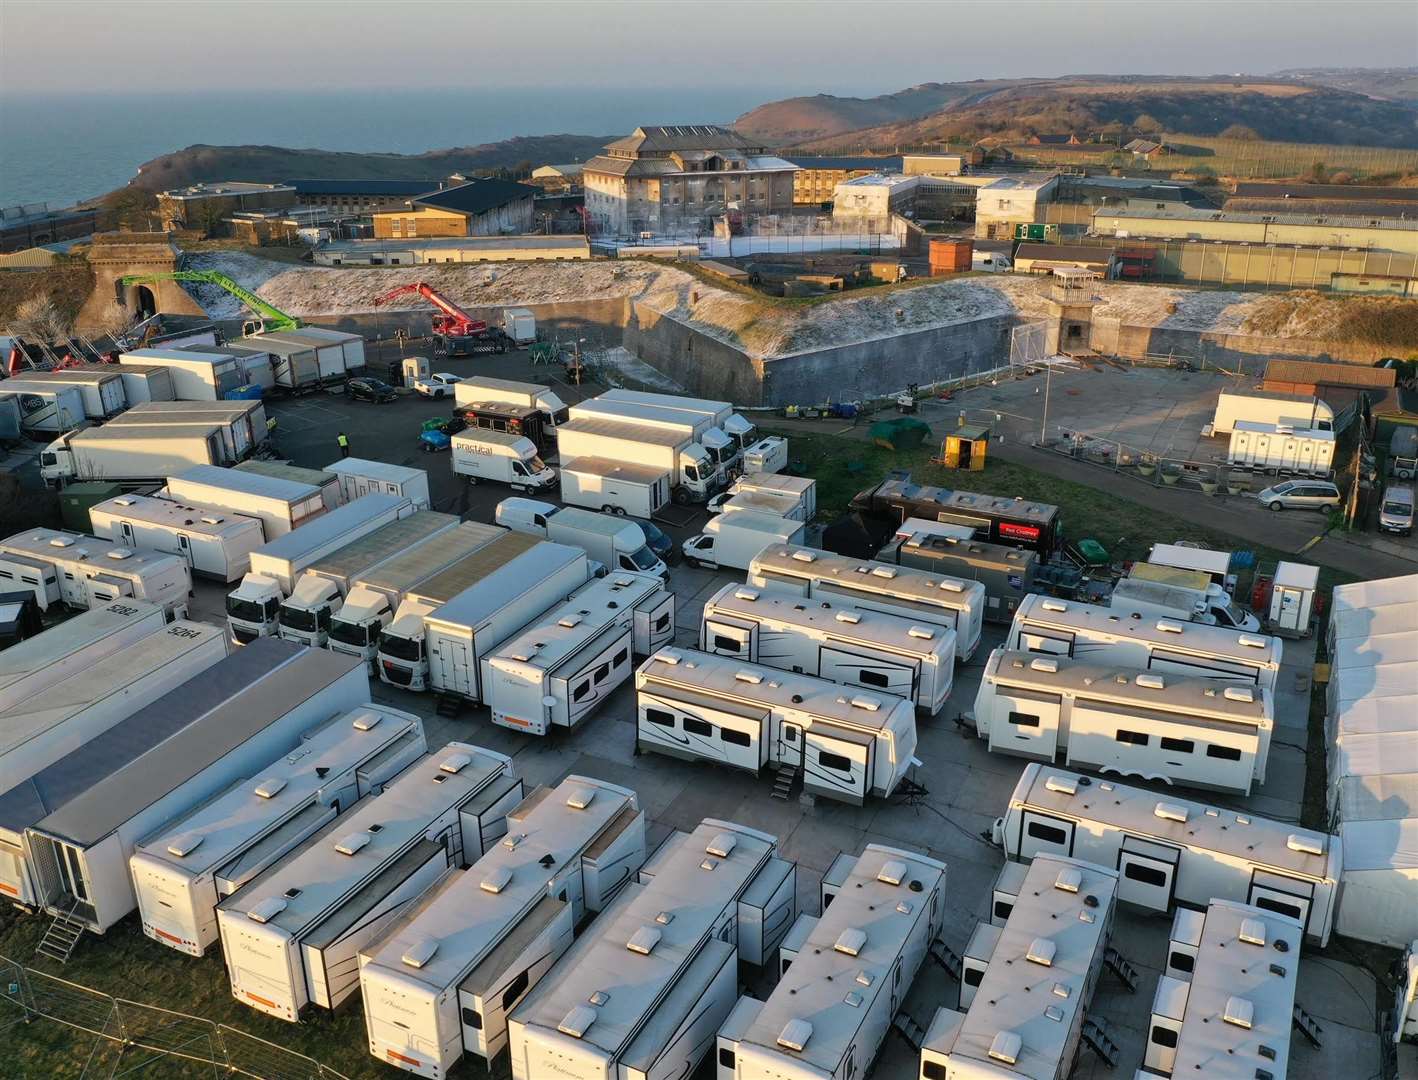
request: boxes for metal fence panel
[217,1024,325,1080]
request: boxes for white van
[1380,485,1415,536]
[450,429,555,492]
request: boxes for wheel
[612,506,627,516]
[672,487,691,505]
[1268,501,1283,512]
[512,484,527,493]
[467,476,479,485]
[420,442,433,454]
[602,504,615,514]
[434,390,445,399]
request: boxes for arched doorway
[135,285,156,319]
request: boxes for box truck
[558,457,670,519]
[1209,390,1336,436]
[453,376,569,429]
[707,472,815,518]
[224,340,321,395]
[1227,421,1335,476]
[1146,542,1236,593]
[556,417,721,504]
[27,368,128,418]
[234,459,343,511]
[484,572,674,734]
[65,362,175,405]
[502,307,536,345]
[226,494,413,642]
[0,380,87,434]
[167,465,327,539]
[327,522,506,666]
[41,424,230,488]
[451,429,555,492]
[495,499,666,578]
[572,397,736,474]
[0,528,192,619]
[276,511,458,647]
[598,388,758,462]
[119,347,245,401]
[107,399,269,461]
[90,492,266,582]
[682,512,807,571]
[131,705,426,956]
[325,458,431,510]
[1113,571,1261,631]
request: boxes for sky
[2,0,1415,97]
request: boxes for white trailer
[1394,940,1418,1044]
[918,856,1116,1080]
[484,573,675,734]
[226,338,320,393]
[509,819,795,1080]
[28,368,128,418]
[24,645,370,934]
[226,493,412,642]
[742,437,789,476]
[636,648,918,805]
[277,512,459,647]
[502,307,537,345]
[683,512,806,572]
[556,417,721,504]
[701,583,954,715]
[168,465,328,539]
[1210,390,1336,436]
[1122,562,1260,630]
[0,528,192,619]
[67,362,175,405]
[217,743,519,1021]
[496,500,666,578]
[749,544,986,663]
[451,429,556,492]
[325,458,431,510]
[1006,593,1283,694]
[359,776,646,1074]
[708,473,816,519]
[598,389,758,460]
[107,399,269,462]
[40,424,231,488]
[454,376,569,428]
[991,762,1340,945]
[244,328,366,383]
[558,457,671,519]
[423,542,592,702]
[1144,900,1301,1079]
[572,397,736,473]
[717,843,944,1080]
[90,493,265,583]
[0,380,87,433]
[233,459,343,511]
[1228,421,1335,475]
[1146,542,1236,592]
[132,705,426,956]
[718,489,807,521]
[119,347,245,401]
[973,649,1273,795]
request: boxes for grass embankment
[0,263,92,328]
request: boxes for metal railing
[1,955,350,1080]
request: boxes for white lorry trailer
[682,512,806,572]
[105,400,268,462]
[748,544,986,663]
[502,307,536,345]
[277,512,459,647]
[119,347,245,401]
[1146,542,1237,592]
[496,499,667,578]
[421,542,592,703]
[90,493,265,583]
[327,522,505,666]
[454,376,570,430]
[0,528,191,618]
[1006,593,1283,694]
[65,362,174,405]
[558,457,671,519]
[636,647,919,805]
[167,465,328,540]
[0,379,87,434]
[217,743,521,1021]
[918,856,1116,1080]
[40,424,230,488]
[508,819,794,1080]
[451,429,557,492]
[1209,390,1336,436]
[700,583,955,715]
[973,649,1273,795]
[707,473,816,519]
[241,328,366,383]
[1228,421,1335,476]
[325,458,431,510]
[718,843,945,1080]
[572,397,737,475]
[992,762,1340,945]
[484,573,675,734]
[359,775,646,1074]
[224,340,320,395]
[234,459,343,511]
[131,704,426,957]
[556,417,721,504]
[599,389,758,464]
[26,368,128,418]
[23,644,370,935]
[226,493,412,643]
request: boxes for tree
[93,300,133,341]
[99,186,157,231]
[1219,124,1261,141]
[15,294,71,342]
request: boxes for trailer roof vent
[777,1018,812,1051]
[878,859,907,886]
[1026,937,1057,966]
[1054,867,1082,894]
[655,911,674,926]
[480,866,513,894]
[253,776,287,799]
[105,549,133,560]
[438,751,472,774]
[835,610,862,624]
[870,567,898,579]
[734,587,760,601]
[1238,634,1269,649]
[734,670,763,684]
[1041,600,1068,612]
[1030,657,1059,674]
[1286,833,1324,856]
[247,896,287,923]
[844,991,863,1008]
[558,1004,598,1039]
[166,832,203,858]
[335,831,371,856]
[1155,619,1185,633]
[939,579,964,593]
[790,549,817,563]
[502,832,524,850]
[1223,995,1255,1029]
[855,970,874,987]
[113,497,136,507]
[834,928,867,957]
[401,936,439,968]
[1135,673,1166,690]
[656,648,683,666]
[1052,981,1072,999]
[557,614,583,628]
[706,832,737,859]
[1238,918,1268,947]
[565,786,596,810]
[908,626,934,640]
[350,710,382,731]
[626,926,662,955]
[1045,1005,1065,1022]
[1044,775,1077,796]
[199,516,224,525]
[850,695,880,712]
[1154,801,1189,824]
[48,537,75,548]
[988,1030,1022,1065]
[1224,686,1256,702]
[587,990,610,1006]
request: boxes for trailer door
[1117,836,1180,911]
[431,632,475,697]
[777,721,803,771]
[987,687,1060,761]
[702,615,756,662]
[1016,811,1074,860]
[1246,869,1314,931]
[632,593,675,654]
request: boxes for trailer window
[721,728,750,747]
[1115,730,1149,746]
[1150,1026,1178,1049]
[1161,737,1194,753]
[1027,820,1068,845]
[859,670,889,688]
[1008,711,1040,728]
[1253,895,1304,921]
[719,1049,736,1069]
[963,967,983,987]
[613,648,629,667]
[645,709,675,727]
[572,681,591,702]
[923,1065,947,1080]
[993,900,1013,921]
[593,662,611,684]
[501,970,530,1011]
[1124,863,1168,887]
[462,1006,483,1029]
[712,634,742,653]
[1206,745,1242,761]
[683,717,712,737]
[820,751,852,773]
[1168,950,1194,974]
[655,613,670,631]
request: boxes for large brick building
[371,178,538,239]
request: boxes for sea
[0,85,804,209]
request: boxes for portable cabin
[359,776,645,1074]
[217,744,519,1021]
[89,493,265,582]
[325,458,431,510]
[972,649,1273,796]
[635,648,918,805]
[991,763,1340,945]
[131,705,426,956]
[700,582,955,715]
[747,544,985,662]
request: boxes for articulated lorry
[598,389,758,465]
[555,417,721,505]
[571,397,737,474]
[40,424,230,489]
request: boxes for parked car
[630,517,677,565]
[346,377,397,404]
[1257,479,1342,512]
[417,416,467,453]
[413,372,462,399]
[1379,485,1414,536]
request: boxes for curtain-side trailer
[90,493,266,583]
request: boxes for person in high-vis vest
[337,432,350,458]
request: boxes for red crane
[373,282,487,338]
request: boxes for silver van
[1257,479,1342,513]
[1380,485,1415,536]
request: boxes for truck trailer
[558,457,671,519]
[118,347,246,401]
[878,530,1038,625]
[849,474,1062,554]
[64,362,175,405]
[25,368,128,418]
[233,459,343,511]
[0,379,88,434]
[237,328,366,384]
[599,389,758,464]
[325,458,432,510]
[0,527,192,618]
[555,417,721,504]
[106,400,269,462]
[1209,389,1337,436]
[572,397,736,475]
[90,493,266,583]
[167,465,328,539]
[708,473,816,520]
[40,424,230,488]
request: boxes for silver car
[1257,479,1341,512]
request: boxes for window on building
[859,670,889,688]
[1169,950,1194,974]
[1150,1026,1178,1049]
[1124,862,1168,887]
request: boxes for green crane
[119,270,302,336]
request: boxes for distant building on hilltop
[530,164,585,193]
[290,179,447,214]
[370,178,538,240]
[155,182,296,237]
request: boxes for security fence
[1,955,350,1080]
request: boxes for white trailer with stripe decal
[359,776,645,1076]
[991,763,1340,946]
[699,582,954,715]
[635,648,918,806]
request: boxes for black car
[630,518,678,565]
[346,377,397,403]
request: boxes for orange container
[929,237,973,274]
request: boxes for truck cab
[376,600,437,690]
[39,431,81,486]
[276,575,340,646]
[225,573,283,643]
[326,584,395,664]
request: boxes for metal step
[1292,1003,1324,1049]
[1104,946,1140,993]
[770,765,798,801]
[434,694,463,719]
[1081,1017,1120,1069]
[891,1011,926,1053]
[928,939,963,981]
[35,904,86,964]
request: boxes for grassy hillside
[735,79,1023,143]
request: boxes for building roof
[839,173,919,189]
[289,179,446,197]
[1124,138,1164,154]
[316,235,589,256]
[532,164,585,177]
[981,174,1060,192]
[1092,204,1418,232]
[788,156,904,172]
[406,178,538,216]
[159,182,294,200]
[1263,359,1397,390]
[604,125,758,154]
[1232,182,1418,203]
[1014,242,1116,264]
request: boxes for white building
[974,174,1060,239]
[831,174,921,224]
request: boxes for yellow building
[372,178,537,240]
[790,157,903,204]
[1092,207,1418,257]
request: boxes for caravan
[0,528,192,619]
[89,493,266,583]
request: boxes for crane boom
[372,282,485,337]
[119,271,302,333]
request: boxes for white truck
[90,492,266,583]
[28,368,128,418]
[234,460,343,511]
[106,400,269,462]
[453,376,570,430]
[558,456,671,519]
[325,458,431,510]
[238,327,366,384]
[707,472,816,518]
[0,528,192,619]
[572,397,737,475]
[224,340,321,395]
[1115,566,1261,631]
[503,307,536,344]
[1209,390,1336,436]
[40,424,230,488]
[167,465,328,539]
[326,522,506,666]
[119,347,246,401]
[495,498,667,578]
[599,388,758,464]
[277,512,459,647]
[66,362,175,405]
[0,380,89,434]
[225,493,412,643]
[451,429,556,492]
[681,511,806,571]
[556,416,721,505]
[742,435,789,474]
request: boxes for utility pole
[1040,360,1052,445]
